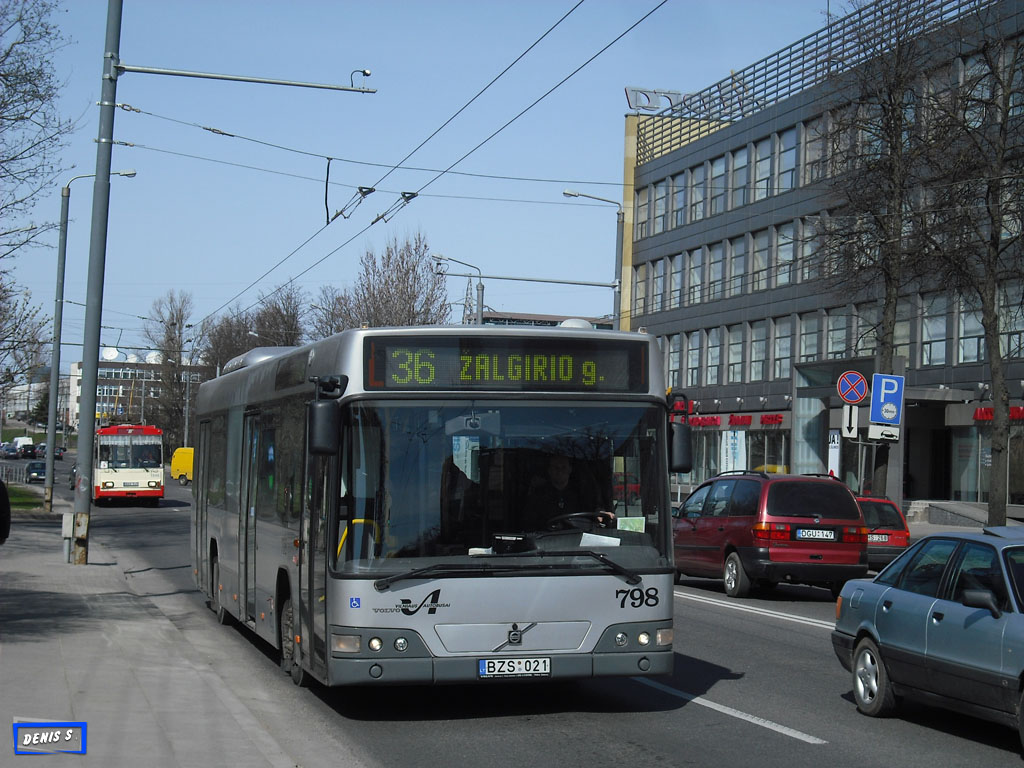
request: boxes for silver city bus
[192,324,692,686]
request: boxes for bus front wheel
[279,598,307,687]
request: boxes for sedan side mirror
[962,588,1001,619]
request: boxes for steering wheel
[546,512,615,531]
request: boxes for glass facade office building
[622,0,1024,505]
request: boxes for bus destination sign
[364,336,647,393]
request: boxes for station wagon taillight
[840,526,869,544]
[752,522,791,541]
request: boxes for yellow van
[171,447,194,486]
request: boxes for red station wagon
[856,495,910,570]
[673,471,869,598]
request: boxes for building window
[801,218,821,281]
[1000,281,1024,359]
[707,327,721,386]
[958,299,985,363]
[778,127,797,192]
[672,172,687,229]
[687,248,703,305]
[669,253,683,310]
[799,311,820,362]
[689,164,706,222]
[652,179,669,235]
[727,325,744,384]
[686,331,702,387]
[633,263,647,317]
[776,223,795,287]
[753,137,773,201]
[651,258,665,312]
[709,155,726,216]
[634,186,649,240]
[668,334,681,389]
[707,242,724,301]
[773,316,792,379]
[731,146,749,208]
[749,320,767,382]
[922,292,947,366]
[895,299,913,362]
[803,117,826,184]
[827,309,848,359]
[728,235,746,297]
[752,229,770,292]
[856,303,879,358]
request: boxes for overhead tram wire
[398,1,668,204]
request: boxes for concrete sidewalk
[0,506,300,767]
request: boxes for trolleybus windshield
[333,400,669,575]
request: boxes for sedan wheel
[852,637,896,717]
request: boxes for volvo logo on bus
[508,623,523,645]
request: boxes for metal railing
[637,0,997,164]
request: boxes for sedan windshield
[333,401,669,574]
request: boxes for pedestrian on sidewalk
[0,477,9,544]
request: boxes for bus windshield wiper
[533,550,643,585]
[374,563,504,592]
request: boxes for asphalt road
[23,471,1024,768]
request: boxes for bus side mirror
[308,400,340,455]
[670,421,692,474]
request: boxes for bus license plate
[868,533,889,543]
[478,658,550,678]
[796,529,835,540]
[123,482,139,487]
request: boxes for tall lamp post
[44,169,136,515]
[563,189,624,330]
[433,255,484,324]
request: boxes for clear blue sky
[17,0,831,363]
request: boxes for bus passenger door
[304,454,334,678]
[241,412,259,625]
[195,422,210,591]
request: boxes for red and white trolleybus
[92,424,164,506]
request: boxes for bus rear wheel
[279,598,307,687]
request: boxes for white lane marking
[635,678,829,744]
[674,589,835,630]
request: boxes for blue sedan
[832,527,1024,748]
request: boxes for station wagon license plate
[796,528,835,541]
[868,533,889,543]
[478,657,550,678]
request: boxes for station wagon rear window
[765,482,860,519]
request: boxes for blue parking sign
[869,374,905,426]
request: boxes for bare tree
[915,11,1024,525]
[308,284,345,340]
[200,307,255,374]
[325,233,450,330]
[142,290,194,448]
[819,0,940,497]
[251,282,306,346]
[0,0,71,262]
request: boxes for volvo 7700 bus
[192,324,691,687]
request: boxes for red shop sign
[973,406,1024,421]
[760,413,785,425]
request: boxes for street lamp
[433,255,484,325]
[45,169,136,516]
[563,189,624,330]
[350,68,371,87]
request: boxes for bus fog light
[368,637,383,652]
[148,480,159,488]
[331,634,361,653]
[656,628,674,646]
[638,631,651,646]
[394,637,408,652]
[614,632,628,647]
[102,481,114,489]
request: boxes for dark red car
[856,496,910,571]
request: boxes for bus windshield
[98,435,163,469]
[334,401,669,574]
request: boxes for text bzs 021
[364,336,648,392]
